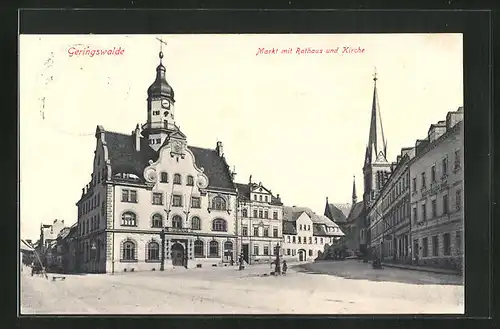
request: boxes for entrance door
[171,243,185,266]
[298,250,305,261]
[242,244,249,263]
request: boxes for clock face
[161,99,170,109]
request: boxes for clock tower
[142,50,178,151]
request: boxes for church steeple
[352,175,357,204]
[364,68,387,166]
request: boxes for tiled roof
[103,130,235,191]
[325,203,349,223]
[347,201,364,222]
[234,182,283,205]
[313,223,327,236]
[334,203,351,218]
[282,221,297,235]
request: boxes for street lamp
[274,242,281,275]
[91,241,97,273]
[160,228,166,271]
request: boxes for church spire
[352,175,357,204]
[364,67,388,166]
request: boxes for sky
[19,34,463,240]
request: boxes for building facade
[409,107,464,271]
[282,206,344,262]
[75,50,241,273]
[235,180,283,264]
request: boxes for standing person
[282,260,288,276]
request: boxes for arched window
[209,240,219,257]
[172,215,183,229]
[191,216,201,230]
[121,212,137,226]
[187,175,194,186]
[122,239,136,261]
[224,241,233,251]
[212,219,227,232]
[173,174,181,185]
[151,213,163,228]
[194,240,204,257]
[242,209,248,217]
[147,241,160,261]
[211,196,226,210]
[160,172,168,183]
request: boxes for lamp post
[160,228,166,271]
[91,241,97,273]
[274,242,281,275]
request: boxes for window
[287,249,291,255]
[121,189,137,203]
[258,210,263,218]
[308,237,312,244]
[121,212,137,226]
[265,196,268,202]
[242,209,248,217]
[263,228,269,237]
[191,197,201,209]
[160,172,168,183]
[224,241,233,251]
[151,213,163,228]
[164,214,181,230]
[292,236,296,243]
[315,237,318,244]
[273,227,278,237]
[454,149,461,171]
[455,231,462,256]
[242,226,248,236]
[443,233,451,256]
[421,203,427,222]
[173,174,181,185]
[253,245,259,255]
[194,240,204,257]
[153,110,160,115]
[263,246,269,255]
[412,177,417,192]
[431,165,436,182]
[253,195,257,201]
[421,172,426,189]
[259,195,262,202]
[186,175,194,186]
[298,236,301,243]
[209,241,219,257]
[273,211,278,220]
[152,192,163,205]
[147,241,160,261]
[122,240,136,261]
[286,236,290,243]
[299,224,302,230]
[212,219,227,232]
[156,138,161,144]
[443,195,449,214]
[309,250,313,256]
[432,236,439,257]
[320,238,324,244]
[292,249,296,256]
[212,197,226,210]
[412,207,417,223]
[422,237,428,257]
[264,210,268,219]
[456,189,462,210]
[172,195,182,207]
[191,216,201,230]
[253,226,259,237]
[308,225,310,231]
[442,157,448,176]
[253,210,258,218]
[431,199,437,218]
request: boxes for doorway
[242,244,249,263]
[298,249,305,261]
[171,243,185,266]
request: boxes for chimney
[135,124,141,152]
[216,141,223,157]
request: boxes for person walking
[282,260,288,276]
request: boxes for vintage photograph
[19,33,464,314]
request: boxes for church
[75,48,251,273]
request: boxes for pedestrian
[282,260,287,276]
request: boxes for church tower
[142,45,178,151]
[362,69,391,208]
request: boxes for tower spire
[156,37,168,65]
[364,67,387,166]
[352,175,357,204]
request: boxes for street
[20,260,464,314]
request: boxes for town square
[19,34,464,314]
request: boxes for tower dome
[147,51,174,100]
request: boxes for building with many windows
[75,50,240,273]
[234,179,283,264]
[282,206,344,262]
[409,107,464,271]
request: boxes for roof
[103,130,235,191]
[325,203,349,223]
[346,201,364,222]
[282,221,297,235]
[284,206,342,229]
[235,182,283,205]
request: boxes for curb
[381,263,462,276]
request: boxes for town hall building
[75,49,243,273]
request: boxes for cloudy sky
[19,34,463,239]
